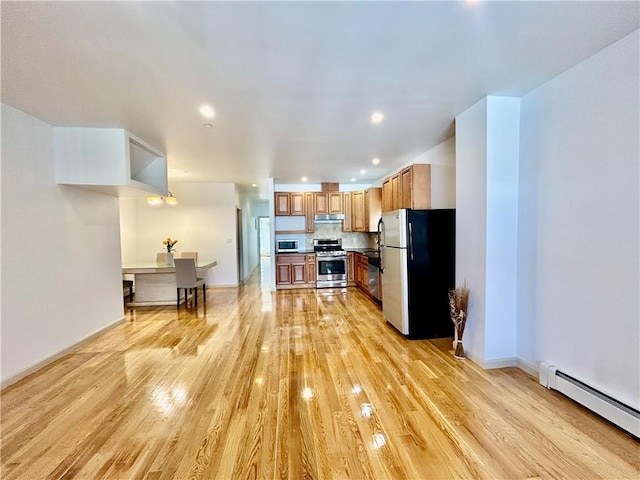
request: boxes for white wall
[455,99,488,362]
[455,96,521,366]
[517,30,639,408]
[235,186,265,280]
[485,97,520,362]
[119,183,239,286]
[1,104,124,384]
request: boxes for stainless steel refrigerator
[380,209,455,339]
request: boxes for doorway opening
[236,208,244,285]
[258,216,271,257]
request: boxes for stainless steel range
[314,239,347,288]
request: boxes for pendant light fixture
[146,192,178,206]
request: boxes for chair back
[181,251,198,262]
[174,258,198,288]
[156,252,167,263]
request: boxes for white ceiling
[2,1,638,195]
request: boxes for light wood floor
[2,267,638,479]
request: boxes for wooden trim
[1,317,126,390]
[274,230,306,234]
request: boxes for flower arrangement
[162,237,178,253]
[449,285,470,359]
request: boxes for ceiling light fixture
[301,176,308,182]
[371,111,384,124]
[251,183,257,188]
[199,105,215,118]
[360,169,366,175]
[351,177,357,182]
[147,192,178,206]
[203,123,213,128]
[372,158,380,165]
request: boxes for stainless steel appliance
[367,260,381,302]
[276,239,299,253]
[380,209,455,339]
[314,239,347,288]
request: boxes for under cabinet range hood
[314,213,344,224]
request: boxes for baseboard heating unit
[539,362,639,438]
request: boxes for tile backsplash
[304,223,377,250]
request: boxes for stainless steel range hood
[314,213,344,224]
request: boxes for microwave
[277,239,299,253]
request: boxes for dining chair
[156,252,167,264]
[180,251,198,262]
[174,258,206,308]
[122,280,134,304]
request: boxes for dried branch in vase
[449,285,470,359]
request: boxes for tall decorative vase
[166,252,174,265]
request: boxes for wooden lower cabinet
[306,255,316,283]
[347,252,356,286]
[355,253,368,291]
[276,254,316,289]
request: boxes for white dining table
[122,260,217,306]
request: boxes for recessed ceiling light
[351,177,357,182]
[251,183,257,188]
[372,158,380,165]
[203,123,213,128]
[301,176,308,182]
[360,169,366,175]
[199,105,215,118]
[371,111,384,124]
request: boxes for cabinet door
[391,175,400,211]
[314,193,329,214]
[351,191,365,232]
[382,179,392,212]
[305,192,315,233]
[347,252,355,282]
[275,193,290,215]
[366,187,382,233]
[276,263,292,285]
[290,192,305,215]
[292,263,307,284]
[400,167,412,209]
[328,192,343,214]
[306,260,316,283]
[342,192,352,232]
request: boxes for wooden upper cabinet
[382,179,392,213]
[401,164,431,210]
[290,192,305,215]
[351,191,366,232]
[275,192,291,215]
[342,192,352,232]
[305,192,314,233]
[274,192,305,216]
[314,192,342,214]
[400,167,413,209]
[314,192,329,214]
[328,192,343,214]
[391,174,400,211]
[365,187,382,232]
[351,188,381,232]
[380,164,431,212]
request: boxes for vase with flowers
[162,237,178,265]
[448,285,470,359]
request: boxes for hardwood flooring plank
[2,264,638,479]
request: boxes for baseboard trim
[517,358,539,377]
[1,316,126,390]
[207,284,239,289]
[466,354,539,377]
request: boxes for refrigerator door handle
[408,222,414,261]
